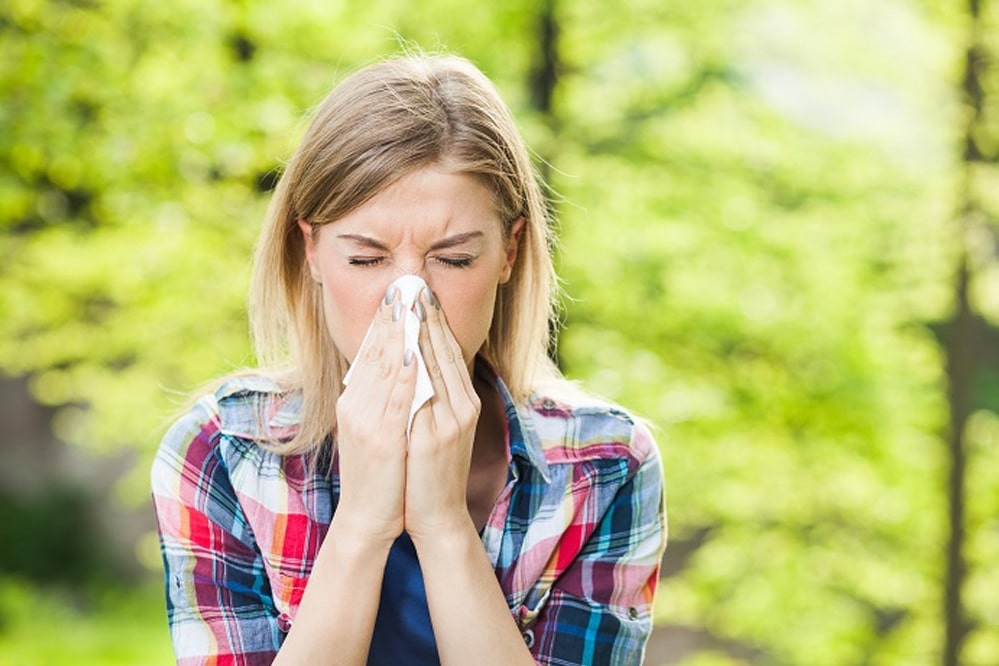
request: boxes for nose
[390,257,430,283]
[383,262,432,301]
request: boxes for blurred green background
[1,0,998,664]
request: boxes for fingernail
[384,285,398,306]
[423,286,439,309]
[415,300,426,322]
[404,349,414,366]
[392,301,404,321]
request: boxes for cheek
[319,271,383,361]
[436,277,499,363]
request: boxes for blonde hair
[249,54,562,455]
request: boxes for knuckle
[459,413,478,432]
[438,421,460,443]
[335,394,354,417]
[386,392,408,416]
[376,360,393,380]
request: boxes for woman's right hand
[331,285,416,546]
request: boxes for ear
[499,217,525,284]
[297,218,322,282]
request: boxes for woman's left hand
[404,286,481,542]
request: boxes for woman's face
[299,167,523,368]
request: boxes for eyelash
[347,256,474,268]
[347,257,386,267]
[434,256,473,268]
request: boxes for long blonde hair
[249,54,562,455]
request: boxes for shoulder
[520,382,659,474]
[213,373,302,444]
[151,374,303,491]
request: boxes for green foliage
[550,0,996,663]
[0,487,108,585]
[0,579,172,665]
[2,0,999,663]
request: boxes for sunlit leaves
[546,0,982,663]
[2,0,998,663]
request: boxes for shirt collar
[476,357,551,484]
[216,374,301,443]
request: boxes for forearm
[413,519,536,666]
[274,514,393,666]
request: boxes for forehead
[329,168,503,239]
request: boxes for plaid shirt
[152,368,667,665]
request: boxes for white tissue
[342,274,434,435]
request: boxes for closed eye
[348,256,387,267]
[433,256,474,268]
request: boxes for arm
[155,291,416,666]
[151,396,282,666]
[271,515,394,665]
[528,426,666,666]
[412,519,536,666]
[404,290,535,665]
[274,286,415,664]
[153,398,400,666]
[407,285,666,665]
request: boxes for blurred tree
[547,0,994,664]
[0,0,547,495]
[944,0,999,664]
[1,0,998,664]
[940,0,979,659]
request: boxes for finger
[421,286,476,405]
[348,285,395,372]
[409,368,435,434]
[416,299,449,423]
[382,344,418,431]
[417,301,479,451]
[346,287,407,409]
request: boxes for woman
[152,53,666,666]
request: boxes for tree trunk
[529,0,559,119]
[943,254,971,666]
[528,0,562,366]
[943,1,984,663]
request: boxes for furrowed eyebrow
[336,231,484,251]
[336,234,390,251]
[428,231,484,251]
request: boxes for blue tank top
[367,532,439,664]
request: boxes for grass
[0,577,174,666]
